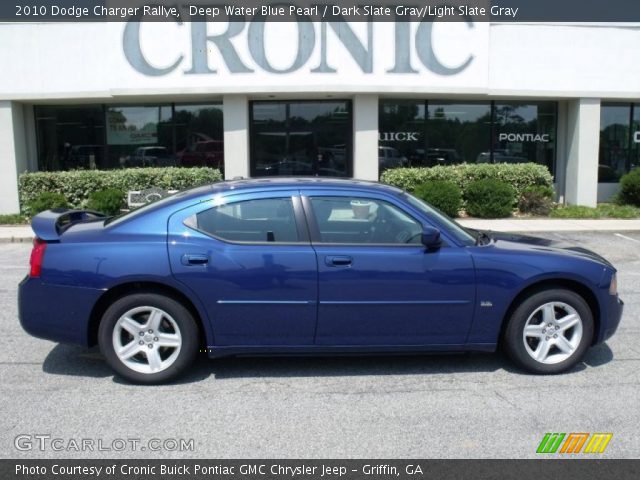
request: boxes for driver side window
[309,196,422,245]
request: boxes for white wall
[0,102,27,214]
[0,22,490,98]
[565,99,601,207]
[352,94,379,181]
[488,23,640,98]
[222,95,249,180]
[2,22,640,99]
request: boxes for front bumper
[595,293,624,344]
[19,276,103,346]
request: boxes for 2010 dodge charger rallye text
[19,179,623,383]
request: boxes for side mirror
[421,227,442,250]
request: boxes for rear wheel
[98,293,199,384]
[503,289,594,374]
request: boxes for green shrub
[381,163,553,200]
[86,189,125,216]
[413,181,462,218]
[465,179,515,218]
[518,185,555,216]
[619,169,640,206]
[19,167,222,213]
[27,192,69,215]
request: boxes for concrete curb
[457,218,640,233]
[0,236,32,244]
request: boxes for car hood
[479,230,613,268]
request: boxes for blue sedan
[19,179,623,383]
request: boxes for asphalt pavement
[0,232,638,459]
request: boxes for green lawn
[0,214,29,225]
[550,203,640,219]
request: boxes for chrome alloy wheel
[522,301,583,365]
[112,306,182,374]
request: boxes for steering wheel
[396,230,422,244]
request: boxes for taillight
[29,237,47,278]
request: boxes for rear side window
[195,197,300,243]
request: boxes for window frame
[249,99,354,178]
[183,193,311,246]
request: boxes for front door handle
[181,253,209,266]
[325,255,352,267]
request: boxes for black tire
[98,293,199,384]
[503,288,594,374]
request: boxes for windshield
[401,192,475,246]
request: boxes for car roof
[171,177,406,208]
[208,177,404,196]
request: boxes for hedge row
[19,167,223,213]
[380,163,554,199]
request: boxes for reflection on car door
[302,192,476,346]
[168,192,318,346]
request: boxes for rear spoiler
[31,208,107,241]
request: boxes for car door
[301,190,476,346]
[168,191,318,346]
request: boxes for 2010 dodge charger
[19,178,623,383]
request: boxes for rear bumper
[18,276,103,347]
[595,293,624,345]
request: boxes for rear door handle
[325,255,352,267]
[181,253,209,266]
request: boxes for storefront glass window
[251,101,351,177]
[106,105,173,168]
[631,106,640,176]
[35,103,223,172]
[492,102,557,172]
[599,104,632,182]
[378,100,425,169]
[379,100,557,176]
[427,102,491,166]
[35,105,105,170]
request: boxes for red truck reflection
[178,140,224,170]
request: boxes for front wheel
[503,289,594,374]
[98,293,199,384]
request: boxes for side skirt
[203,343,496,358]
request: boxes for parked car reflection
[178,140,224,170]
[379,146,408,171]
[122,146,177,168]
[476,149,528,164]
[67,144,104,169]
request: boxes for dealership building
[1,20,639,213]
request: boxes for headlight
[609,273,618,296]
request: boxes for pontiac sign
[498,133,550,143]
[123,20,476,76]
